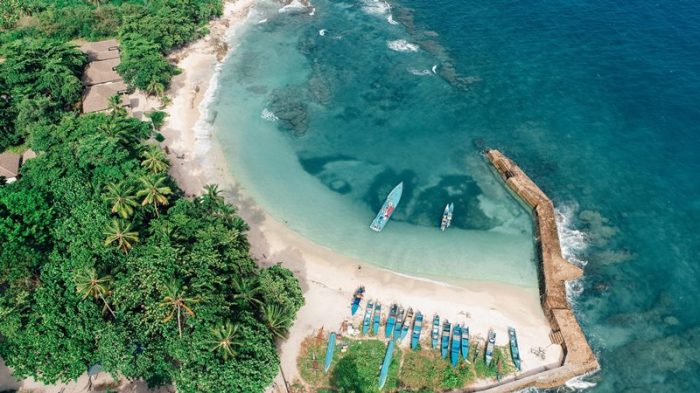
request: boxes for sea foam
[555,204,589,268]
[361,0,391,15]
[407,67,432,76]
[387,14,399,25]
[261,108,279,122]
[387,39,419,52]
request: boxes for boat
[393,307,405,341]
[440,320,451,358]
[509,327,521,370]
[410,311,423,350]
[450,325,462,367]
[370,182,403,232]
[385,304,398,338]
[372,302,382,335]
[350,286,365,316]
[431,315,440,348]
[361,300,374,335]
[440,202,454,231]
[324,332,336,372]
[399,308,413,342]
[378,340,395,389]
[461,326,470,360]
[485,329,496,366]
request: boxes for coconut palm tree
[210,322,241,360]
[103,219,139,253]
[107,94,126,116]
[136,175,172,216]
[103,182,138,218]
[232,275,262,309]
[160,280,199,337]
[146,80,165,97]
[74,267,116,317]
[140,147,169,174]
[260,303,294,340]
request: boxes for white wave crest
[319,29,327,36]
[387,39,419,52]
[432,64,438,74]
[555,204,589,267]
[407,67,432,76]
[309,7,316,16]
[256,18,268,24]
[261,108,278,122]
[279,0,309,14]
[566,375,598,390]
[387,14,399,25]
[361,0,390,15]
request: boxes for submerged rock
[268,87,309,136]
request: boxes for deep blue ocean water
[209,0,700,390]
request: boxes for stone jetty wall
[476,149,599,391]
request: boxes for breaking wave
[565,375,598,390]
[387,14,399,25]
[319,29,327,36]
[555,204,589,268]
[387,39,419,52]
[261,108,279,122]
[361,0,391,15]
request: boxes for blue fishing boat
[485,329,496,366]
[378,340,395,389]
[393,307,405,340]
[410,311,423,350]
[431,315,440,348]
[450,325,462,367]
[441,320,451,358]
[324,332,336,372]
[509,327,521,370]
[372,302,382,335]
[350,286,365,316]
[440,202,454,231]
[361,300,374,335]
[461,326,470,360]
[370,182,403,232]
[385,304,398,338]
[399,308,413,342]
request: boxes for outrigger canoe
[378,340,395,389]
[461,326,470,360]
[440,202,454,231]
[372,302,382,335]
[385,304,398,338]
[370,182,403,232]
[361,300,374,335]
[324,332,336,372]
[441,320,451,358]
[350,286,365,316]
[485,329,496,366]
[393,307,405,340]
[410,311,423,350]
[399,308,413,342]
[450,325,462,367]
[509,327,521,370]
[431,315,440,348]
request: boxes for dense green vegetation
[298,335,516,392]
[0,111,304,390]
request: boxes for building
[0,152,21,183]
[79,39,129,114]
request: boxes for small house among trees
[80,39,129,114]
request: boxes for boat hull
[370,182,403,232]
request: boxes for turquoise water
[210,0,700,390]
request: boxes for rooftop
[82,58,122,86]
[78,39,120,62]
[82,82,130,113]
[0,152,21,179]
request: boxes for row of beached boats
[369,182,454,232]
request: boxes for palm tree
[140,147,169,174]
[260,304,294,340]
[210,322,241,360]
[160,280,199,337]
[146,80,165,97]
[103,182,139,218]
[74,267,116,317]
[136,176,172,216]
[107,94,126,116]
[103,219,139,253]
[232,275,262,309]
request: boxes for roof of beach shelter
[82,81,130,113]
[0,151,21,179]
[82,58,122,86]
[79,39,120,62]
[22,149,37,161]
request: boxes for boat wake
[387,39,419,52]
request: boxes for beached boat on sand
[378,340,395,389]
[450,324,462,367]
[440,202,454,231]
[372,302,382,335]
[485,329,496,366]
[441,320,451,358]
[410,311,423,350]
[385,304,398,338]
[461,326,470,360]
[324,332,336,372]
[393,307,405,340]
[350,286,365,316]
[370,182,403,232]
[509,327,521,370]
[362,300,374,335]
[431,315,440,348]
[399,308,413,342]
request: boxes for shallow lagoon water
[210,0,700,390]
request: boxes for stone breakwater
[462,149,600,392]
